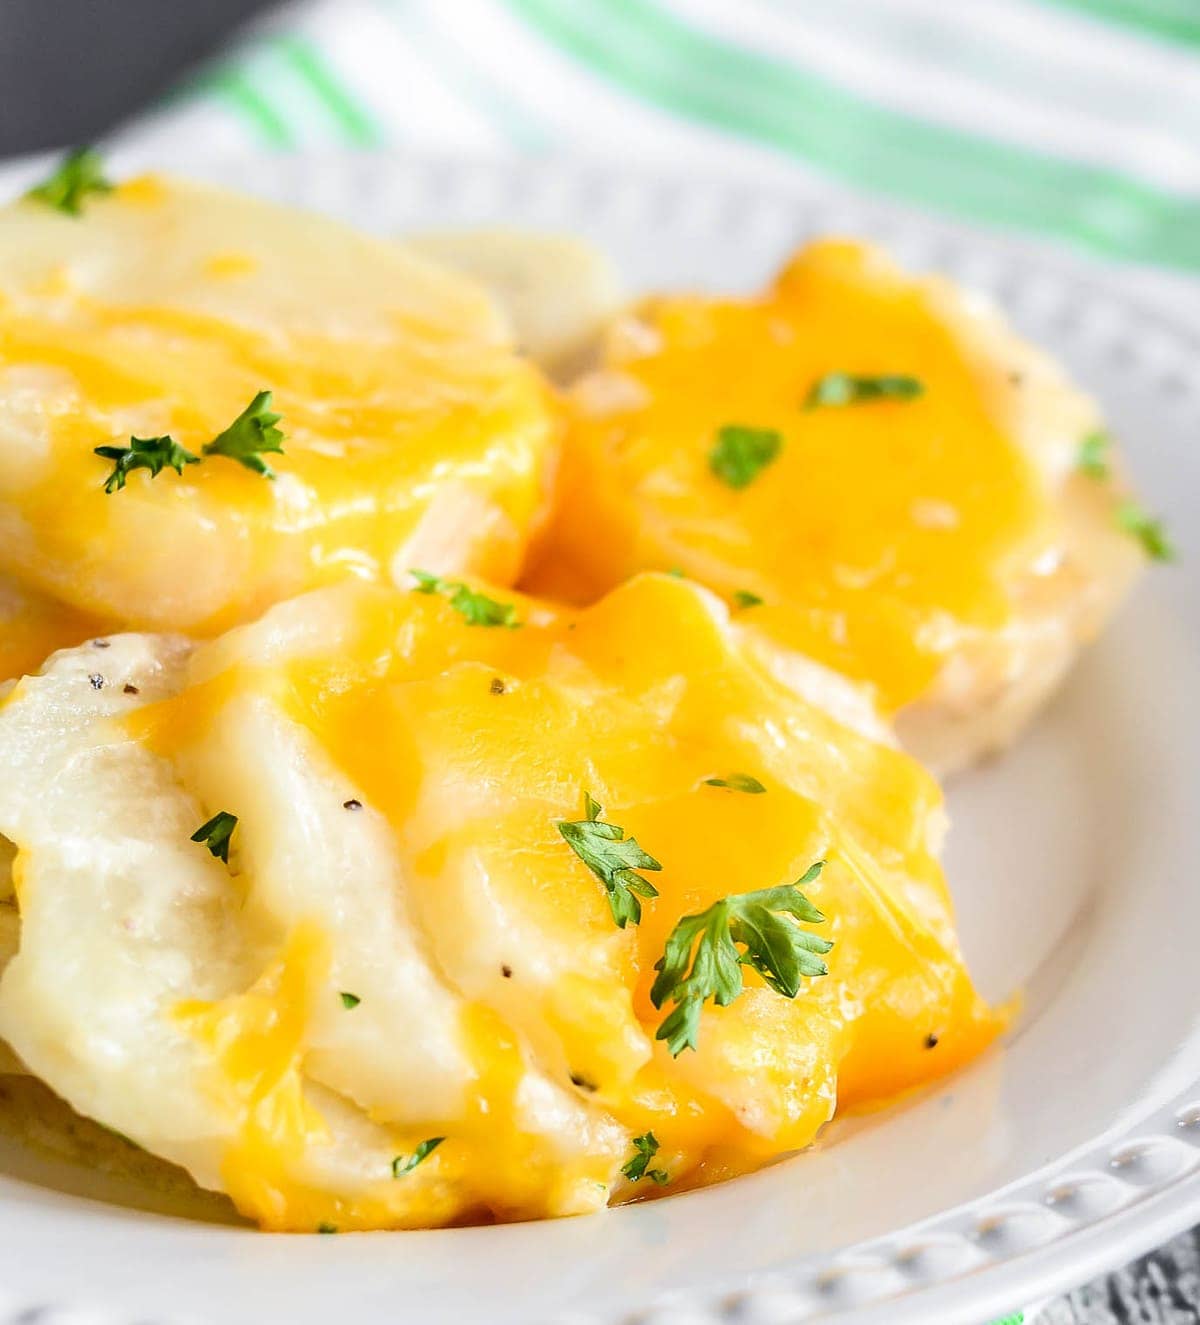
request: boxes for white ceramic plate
[0,153,1196,1325]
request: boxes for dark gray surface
[0,0,276,156]
[0,5,1196,1323]
[1039,1231,1200,1323]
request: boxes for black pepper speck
[489,677,506,695]
[123,683,139,695]
[88,673,105,690]
[343,799,363,811]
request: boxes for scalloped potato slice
[0,574,999,1230]
[0,175,560,634]
[525,240,1144,774]
[407,229,623,376]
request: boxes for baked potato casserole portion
[525,240,1149,773]
[0,573,998,1230]
[0,173,559,636]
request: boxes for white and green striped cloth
[115,0,1200,278]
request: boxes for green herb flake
[1077,430,1111,479]
[732,590,763,610]
[26,147,114,216]
[94,435,199,494]
[708,425,782,489]
[704,774,766,795]
[804,373,924,409]
[409,569,520,628]
[339,992,361,1010]
[621,1132,669,1186]
[391,1136,445,1179]
[651,861,832,1056]
[316,1223,338,1235]
[1115,501,1175,562]
[190,811,238,864]
[202,390,286,478]
[559,792,662,929]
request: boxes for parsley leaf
[1115,501,1174,562]
[804,374,923,409]
[26,147,113,216]
[558,793,662,929]
[316,1223,339,1235]
[650,861,832,1055]
[409,569,520,628]
[392,1136,444,1178]
[339,992,361,1010]
[708,425,782,489]
[621,1132,669,1185]
[94,435,199,494]
[191,811,238,864]
[1077,430,1111,479]
[202,390,286,477]
[704,774,766,794]
[732,590,763,610]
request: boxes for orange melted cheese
[129,573,998,1229]
[0,577,112,681]
[0,175,560,634]
[525,241,1053,711]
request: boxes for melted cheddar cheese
[0,574,999,1229]
[0,575,112,681]
[525,240,1057,711]
[0,175,559,634]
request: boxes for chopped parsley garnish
[804,374,924,409]
[558,793,662,929]
[409,569,519,628]
[317,1223,338,1234]
[26,147,113,216]
[339,992,361,1010]
[190,811,238,864]
[94,435,199,494]
[650,861,832,1056]
[667,567,686,579]
[97,394,285,491]
[704,774,766,794]
[391,1136,444,1178]
[708,425,782,489]
[1077,430,1111,479]
[621,1132,669,1185]
[1115,501,1174,561]
[732,590,763,610]
[202,390,285,477]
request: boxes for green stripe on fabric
[1040,0,1200,46]
[505,0,1200,272]
[274,35,382,146]
[207,69,294,148]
